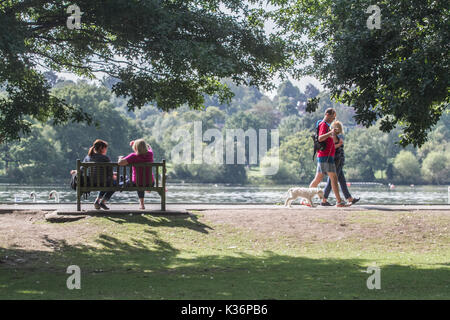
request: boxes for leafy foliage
[0,0,290,142]
[264,130,316,183]
[345,126,390,180]
[393,150,421,184]
[421,151,450,184]
[263,0,449,146]
[1,79,449,184]
[1,82,141,181]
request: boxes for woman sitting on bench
[118,139,155,210]
[85,139,115,210]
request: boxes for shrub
[421,151,450,184]
[393,151,421,184]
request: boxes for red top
[124,148,154,186]
[317,121,335,158]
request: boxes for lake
[0,183,449,205]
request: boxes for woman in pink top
[118,139,155,210]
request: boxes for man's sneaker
[99,202,110,210]
[320,201,333,206]
[94,201,101,210]
[336,201,351,207]
[351,197,360,205]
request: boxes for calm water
[0,183,449,205]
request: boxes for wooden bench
[76,159,166,211]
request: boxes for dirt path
[199,209,450,250]
[0,209,449,254]
[0,211,99,252]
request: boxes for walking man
[309,108,349,207]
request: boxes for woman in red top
[118,139,155,210]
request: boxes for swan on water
[30,192,37,203]
[48,190,60,203]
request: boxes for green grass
[0,212,449,299]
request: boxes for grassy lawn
[0,210,449,299]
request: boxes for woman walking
[321,121,360,206]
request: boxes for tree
[266,0,449,147]
[274,80,307,106]
[267,130,316,183]
[51,82,142,173]
[278,96,298,117]
[261,153,300,184]
[225,111,264,132]
[203,79,266,115]
[417,110,450,161]
[276,80,302,100]
[249,102,281,130]
[170,159,247,184]
[4,124,65,182]
[345,126,387,181]
[224,111,265,166]
[421,151,450,185]
[145,136,166,162]
[278,115,303,142]
[393,150,421,184]
[305,83,320,99]
[0,0,290,142]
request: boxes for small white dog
[284,187,324,208]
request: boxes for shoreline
[1,203,449,213]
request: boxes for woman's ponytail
[88,139,108,156]
[88,146,95,156]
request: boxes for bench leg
[77,193,81,212]
[161,191,166,211]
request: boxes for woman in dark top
[321,121,360,206]
[84,139,115,210]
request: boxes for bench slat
[84,167,87,188]
[136,164,141,186]
[129,165,133,186]
[96,165,100,187]
[122,164,126,187]
[103,166,107,187]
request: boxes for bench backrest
[76,159,166,189]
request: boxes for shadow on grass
[90,211,215,234]
[0,215,449,299]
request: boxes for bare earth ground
[0,211,101,253]
[0,209,449,254]
[199,209,450,252]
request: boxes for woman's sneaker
[94,201,101,210]
[320,201,333,206]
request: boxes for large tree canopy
[262,0,449,146]
[0,0,289,142]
